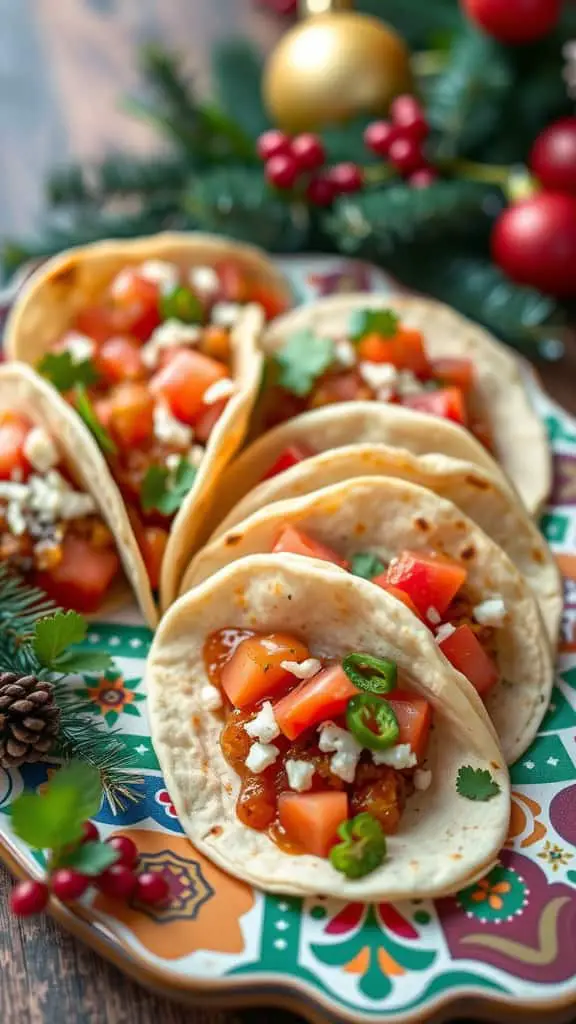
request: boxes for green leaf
[59,840,119,876]
[160,286,203,323]
[351,552,386,580]
[274,330,335,398]
[349,309,399,342]
[33,611,86,668]
[456,765,501,802]
[38,351,99,393]
[140,456,198,516]
[54,650,113,674]
[211,40,270,142]
[74,384,118,455]
[11,760,102,850]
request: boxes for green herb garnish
[346,693,399,750]
[141,456,198,516]
[273,329,335,397]
[74,383,117,455]
[33,610,112,674]
[160,285,203,323]
[348,309,399,342]
[456,765,501,802]
[343,652,397,694]
[350,552,386,580]
[329,813,386,879]
[38,351,100,392]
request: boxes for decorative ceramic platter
[1,257,575,1023]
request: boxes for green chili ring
[160,286,203,324]
[343,652,397,694]
[329,812,387,879]
[346,693,399,751]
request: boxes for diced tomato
[385,550,467,621]
[109,383,155,448]
[357,327,431,378]
[150,349,228,426]
[371,578,423,620]
[35,533,119,614]
[74,305,120,344]
[402,386,467,427]
[386,690,432,762]
[248,283,289,321]
[93,397,114,432]
[95,336,145,384]
[143,526,168,590]
[194,398,228,444]
[201,325,231,363]
[278,791,348,858]
[272,525,349,570]
[220,632,311,708]
[310,370,369,407]
[261,443,314,481]
[214,260,250,304]
[431,358,474,393]
[110,270,161,341]
[274,664,359,740]
[0,412,32,480]
[438,624,499,698]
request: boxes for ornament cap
[299,0,353,14]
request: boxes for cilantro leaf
[351,552,386,580]
[58,840,119,876]
[456,766,501,802]
[33,611,86,666]
[349,309,400,342]
[160,286,203,323]
[53,650,113,674]
[273,330,335,397]
[141,457,198,516]
[11,761,102,850]
[74,384,117,455]
[38,351,99,392]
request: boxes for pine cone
[0,672,60,768]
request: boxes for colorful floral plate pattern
[0,258,575,1023]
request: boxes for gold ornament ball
[263,12,413,133]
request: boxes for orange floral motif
[471,878,512,911]
[507,793,547,849]
[76,670,145,727]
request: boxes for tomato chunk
[194,398,228,444]
[220,632,310,708]
[248,283,289,321]
[274,664,359,740]
[357,327,431,378]
[35,533,119,614]
[386,690,432,762]
[310,370,369,407]
[150,349,228,426]
[272,525,349,570]
[108,383,155,448]
[262,443,314,481]
[0,412,32,480]
[143,526,168,590]
[214,260,250,304]
[278,791,348,858]
[74,305,120,344]
[402,386,467,427]
[96,335,145,384]
[431,358,474,393]
[110,270,161,341]
[438,624,499,698]
[371,578,423,620]
[385,550,467,621]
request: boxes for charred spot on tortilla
[210,825,223,837]
[454,520,467,531]
[225,533,243,547]
[531,547,545,564]
[414,517,430,532]
[460,545,476,561]
[51,263,78,289]
[354,521,366,535]
[465,474,490,490]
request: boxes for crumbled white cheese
[280,657,322,680]
[28,471,96,520]
[435,622,456,645]
[211,302,242,328]
[23,427,58,474]
[426,606,441,625]
[244,701,280,744]
[413,768,432,791]
[153,402,193,447]
[141,319,202,369]
[245,741,279,774]
[396,369,425,397]
[200,684,223,711]
[6,501,26,536]
[318,722,362,783]
[203,377,234,406]
[372,742,417,769]
[63,331,95,364]
[286,759,315,792]
[473,596,507,627]
[110,268,135,298]
[138,259,179,295]
[188,444,205,468]
[0,481,29,502]
[334,339,356,368]
[189,265,219,297]
[358,361,398,395]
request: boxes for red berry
[98,864,137,900]
[388,137,426,176]
[492,192,576,298]
[80,820,99,844]
[328,163,363,194]
[134,872,170,906]
[10,880,49,917]
[51,868,90,901]
[305,175,336,206]
[106,835,139,868]
[291,133,325,172]
[256,129,291,162]
[461,0,561,44]
[530,118,576,197]
[389,95,428,142]
[265,153,300,190]
[409,168,438,188]
[364,121,398,157]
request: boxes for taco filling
[206,628,433,876]
[35,258,286,589]
[262,307,493,451]
[0,412,119,612]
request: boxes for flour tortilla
[211,443,561,646]
[147,554,510,900]
[4,232,292,612]
[261,294,551,514]
[181,477,553,764]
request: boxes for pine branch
[47,154,189,208]
[356,0,460,50]
[211,39,270,140]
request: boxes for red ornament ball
[492,192,576,298]
[388,137,425,176]
[461,0,561,44]
[98,863,138,899]
[265,153,300,190]
[291,133,325,172]
[389,95,428,142]
[134,871,170,906]
[306,175,336,206]
[327,163,364,194]
[10,880,49,917]
[80,820,100,845]
[530,118,576,196]
[364,121,398,157]
[51,868,90,902]
[256,129,291,162]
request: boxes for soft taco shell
[147,554,510,900]
[181,477,553,764]
[261,294,550,514]
[211,443,561,645]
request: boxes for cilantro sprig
[74,383,117,455]
[141,456,198,516]
[456,765,501,802]
[351,552,386,580]
[273,329,335,397]
[349,308,400,342]
[33,610,112,674]
[38,351,100,392]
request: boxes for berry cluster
[257,130,363,205]
[364,95,437,188]
[10,820,169,917]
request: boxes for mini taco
[181,477,553,763]
[257,294,550,514]
[0,364,156,621]
[147,554,510,899]
[5,232,292,610]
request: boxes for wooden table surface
[0,3,574,1023]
